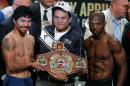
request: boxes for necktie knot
[43,10,48,21]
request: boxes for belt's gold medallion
[50,54,73,74]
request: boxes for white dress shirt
[40,3,52,27]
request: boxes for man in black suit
[30,0,54,28]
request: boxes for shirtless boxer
[84,11,127,86]
[1,6,44,86]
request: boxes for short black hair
[52,7,71,17]
[13,6,32,21]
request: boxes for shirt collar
[40,3,52,14]
[54,26,71,33]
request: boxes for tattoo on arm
[4,37,10,51]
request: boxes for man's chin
[22,31,28,34]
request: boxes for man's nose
[93,24,97,29]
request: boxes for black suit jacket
[29,2,41,29]
[122,22,130,58]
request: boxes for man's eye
[61,17,65,20]
[21,20,25,22]
[89,23,93,26]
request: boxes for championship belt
[36,51,87,75]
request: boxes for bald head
[111,0,129,5]
[110,0,129,19]
[89,10,105,22]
